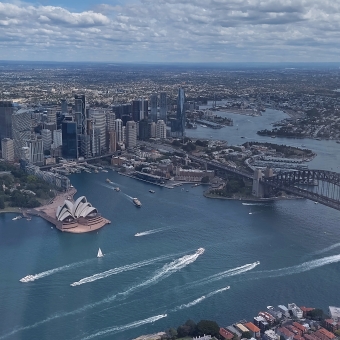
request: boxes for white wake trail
[242,202,268,206]
[313,243,340,256]
[81,314,167,340]
[71,253,177,286]
[20,258,94,283]
[257,253,340,279]
[172,286,230,311]
[135,227,171,237]
[4,249,203,339]
[192,261,260,287]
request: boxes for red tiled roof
[244,322,260,333]
[300,307,315,312]
[220,328,234,340]
[316,328,336,339]
[279,327,295,338]
[293,322,307,332]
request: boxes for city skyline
[0,0,339,62]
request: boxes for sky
[0,0,339,63]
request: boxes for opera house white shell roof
[56,196,98,221]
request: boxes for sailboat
[97,248,104,258]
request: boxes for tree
[166,328,177,340]
[0,196,4,209]
[306,308,324,320]
[201,176,210,183]
[195,320,220,338]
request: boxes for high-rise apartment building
[106,112,116,131]
[132,99,148,122]
[126,121,137,148]
[41,129,52,151]
[46,108,57,125]
[0,101,14,143]
[108,130,117,153]
[138,119,150,141]
[159,92,167,123]
[61,99,68,114]
[26,136,44,165]
[114,119,123,143]
[12,109,32,159]
[150,94,158,122]
[53,130,62,148]
[90,109,107,155]
[74,94,86,135]
[149,122,156,138]
[156,120,167,139]
[62,121,78,159]
[1,138,14,162]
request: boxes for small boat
[271,136,276,138]
[94,170,99,173]
[114,187,120,192]
[196,248,205,255]
[314,201,318,204]
[27,217,31,221]
[149,190,155,193]
[102,170,108,173]
[240,136,245,138]
[20,275,35,283]
[133,198,142,207]
[255,261,260,265]
[12,216,22,221]
[97,248,104,258]
[106,178,111,183]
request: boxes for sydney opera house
[54,196,110,232]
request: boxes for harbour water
[1,109,340,339]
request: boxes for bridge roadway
[188,155,253,179]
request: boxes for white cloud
[0,0,339,62]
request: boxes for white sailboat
[97,248,104,258]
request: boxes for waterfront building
[53,129,62,148]
[26,136,44,165]
[156,120,167,139]
[74,94,86,135]
[0,101,14,143]
[114,119,123,143]
[62,121,78,159]
[150,93,158,122]
[12,108,32,160]
[41,129,52,151]
[1,138,14,162]
[126,121,137,148]
[61,99,68,114]
[159,92,167,122]
[288,303,303,318]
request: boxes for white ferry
[133,198,142,207]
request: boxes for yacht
[196,248,205,255]
[97,248,104,258]
[20,275,35,283]
[106,178,112,183]
[149,190,155,193]
[114,187,120,192]
[133,198,142,207]
[12,216,22,221]
[102,170,108,173]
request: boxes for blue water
[1,109,340,339]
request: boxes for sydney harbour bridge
[189,155,340,211]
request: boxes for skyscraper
[12,109,32,159]
[53,129,62,148]
[159,92,167,123]
[1,138,14,162]
[61,99,68,114]
[74,94,86,135]
[90,109,107,155]
[156,120,167,139]
[150,94,158,122]
[132,99,148,122]
[41,129,52,151]
[26,136,44,165]
[0,101,14,143]
[126,121,137,148]
[114,119,123,143]
[62,121,78,159]
[138,119,150,141]
[108,130,117,153]
[177,88,186,136]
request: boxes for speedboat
[133,198,142,207]
[115,187,120,192]
[196,248,205,255]
[12,216,22,221]
[149,190,155,193]
[106,178,111,183]
[255,261,260,265]
[20,275,35,283]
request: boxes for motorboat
[106,178,111,183]
[149,190,155,193]
[114,187,120,192]
[196,248,205,255]
[20,275,35,283]
[133,198,142,207]
[12,216,22,221]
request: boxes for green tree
[195,320,220,338]
[166,328,177,340]
[201,176,210,183]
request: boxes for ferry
[12,216,22,221]
[149,190,155,193]
[20,275,35,283]
[133,198,142,207]
[114,187,120,192]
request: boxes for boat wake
[82,314,167,340]
[313,243,340,256]
[191,261,260,287]
[171,286,230,311]
[71,252,179,286]
[135,227,171,237]
[19,258,94,283]
[253,254,340,280]
[5,249,204,338]
[242,202,268,206]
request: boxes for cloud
[0,0,339,62]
